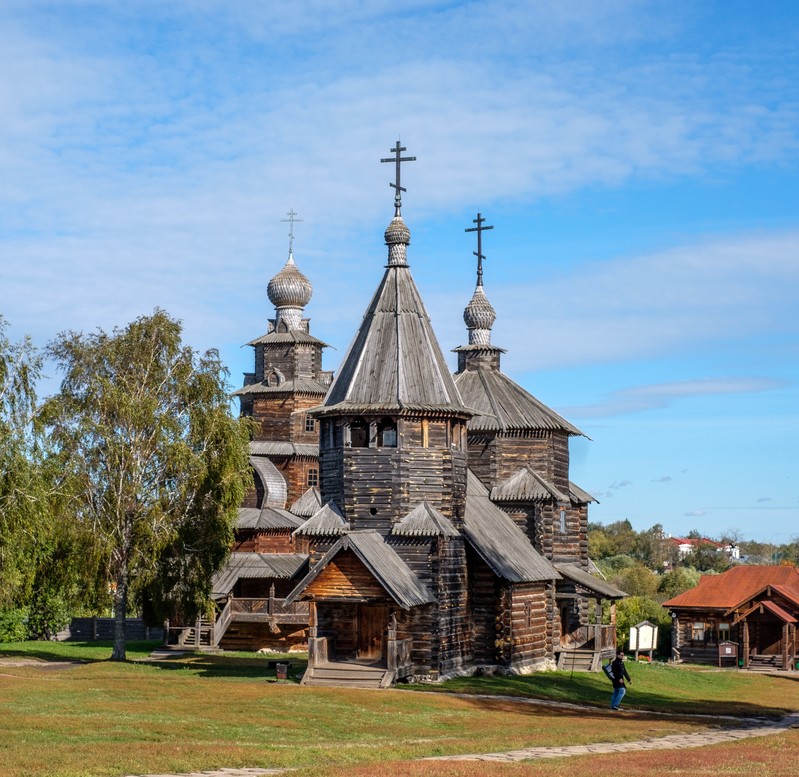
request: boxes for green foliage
[44,309,253,660]
[615,563,660,598]
[596,554,636,577]
[0,608,29,642]
[658,566,701,599]
[614,595,672,654]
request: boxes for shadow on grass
[0,640,160,663]
[401,668,795,720]
[140,651,308,681]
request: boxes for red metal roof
[663,565,799,609]
[761,599,798,624]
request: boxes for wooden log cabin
[282,144,624,687]
[664,565,798,671]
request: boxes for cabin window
[307,468,319,487]
[350,419,369,448]
[378,417,397,447]
[691,622,706,642]
[305,415,316,432]
[559,510,567,534]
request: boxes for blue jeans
[610,686,626,709]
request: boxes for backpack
[602,662,615,682]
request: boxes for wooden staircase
[301,661,393,689]
[557,649,601,672]
[747,654,786,672]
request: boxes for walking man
[610,648,631,711]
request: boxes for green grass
[406,658,799,717]
[0,643,797,777]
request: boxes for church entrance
[356,604,388,661]
[757,621,783,655]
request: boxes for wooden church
[203,143,625,684]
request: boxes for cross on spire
[380,140,416,215]
[465,212,494,286]
[280,209,303,255]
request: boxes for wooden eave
[285,530,435,609]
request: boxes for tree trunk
[111,564,128,661]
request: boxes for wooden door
[357,605,387,660]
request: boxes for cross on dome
[280,208,303,256]
[465,212,494,287]
[381,140,416,215]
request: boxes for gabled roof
[453,368,583,435]
[249,456,287,508]
[312,261,470,417]
[292,501,349,536]
[233,378,329,397]
[490,466,570,504]
[236,507,303,531]
[555,563,627,600]
[249,441,318,458]
[212,552,308,597]
[285,530,435,609]
[463,471,559,584]
[289,487,323,518]
[760,600,798,623]
[391,502,460,537]
[663,565,799,610]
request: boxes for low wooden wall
[58,618,164,642]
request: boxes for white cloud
[684,509,707,517]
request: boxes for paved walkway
[122,698,799,776]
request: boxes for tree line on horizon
[589,519,799,654]
[0,311,253,659]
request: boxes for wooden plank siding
[304,550,392,603]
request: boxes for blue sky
[1,1,797,543]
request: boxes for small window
[559,510,567,534]
[305,415,315,433]
[378,417,397,447]
[307,468,319,487]
[350,419,369,448]
[691,622,705,642]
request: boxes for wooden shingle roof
[490,466,570,504]
[233,378,329,397]
[453,368,583,435]
[249,441,318,458]
[289,487,323,517]
[391,502,460,537]
[312,260,471,417]
[292,501,349,536]
[249,455,287,508]
[285,530,435,609]
[246,330,329,347]
[236,507,303,531]
[463,471,559,584]
[555,563,627,600]
[212,552,308,597]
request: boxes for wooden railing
[562,624,616,652]
[212,599,232,647]
[230,597,310,620]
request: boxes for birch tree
[45,310,252,660]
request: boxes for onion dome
[385,216,410,267]
[267,253,312,331]
[464,285,496,345]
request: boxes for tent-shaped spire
[312,145,470,418]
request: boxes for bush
[0,608,29,642]
[615,596,672,655]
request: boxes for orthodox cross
[465,212,493,286]
[380,140,416,215]
[281,209,303,255]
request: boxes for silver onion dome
[267,253,313,309]
[384,216,411,267]
[464,285,496,345]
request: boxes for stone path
[122,700,799,776]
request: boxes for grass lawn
[1,641,797,777]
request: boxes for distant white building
[667,536,740,561]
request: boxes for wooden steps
[301,661,392,689]
[747,654,787,671]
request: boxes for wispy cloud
[609,480,633,489]
[560,376,790,419]
[684,509,707,517]
[652,476,672,482]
